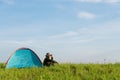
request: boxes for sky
[0,0,120,63]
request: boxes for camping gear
[6,48,42,68]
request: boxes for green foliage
[0,63,120,80]
[0,63,6,68]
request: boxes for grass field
[0,63,120,80]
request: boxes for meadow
[0,63,120,80]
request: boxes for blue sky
[0,0,120,63]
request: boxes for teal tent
[6,48,42,68]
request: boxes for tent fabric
[6,48,42,68]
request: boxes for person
[43,52,58,67]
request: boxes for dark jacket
[43,57,58,67]
[43,58,53,66]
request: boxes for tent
[6,48,42,68]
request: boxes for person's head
[46,52,52,60]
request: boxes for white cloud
[0,0,15,5]
[104,0,120,3]
[49,31,78,38]
[76,0,120,3]
[76,0,102,3]
[0,40,34,46]
[48,19,120,44]
[78,12,96,19]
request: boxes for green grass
[0,63,120,80]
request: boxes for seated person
[43,53,58,67]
